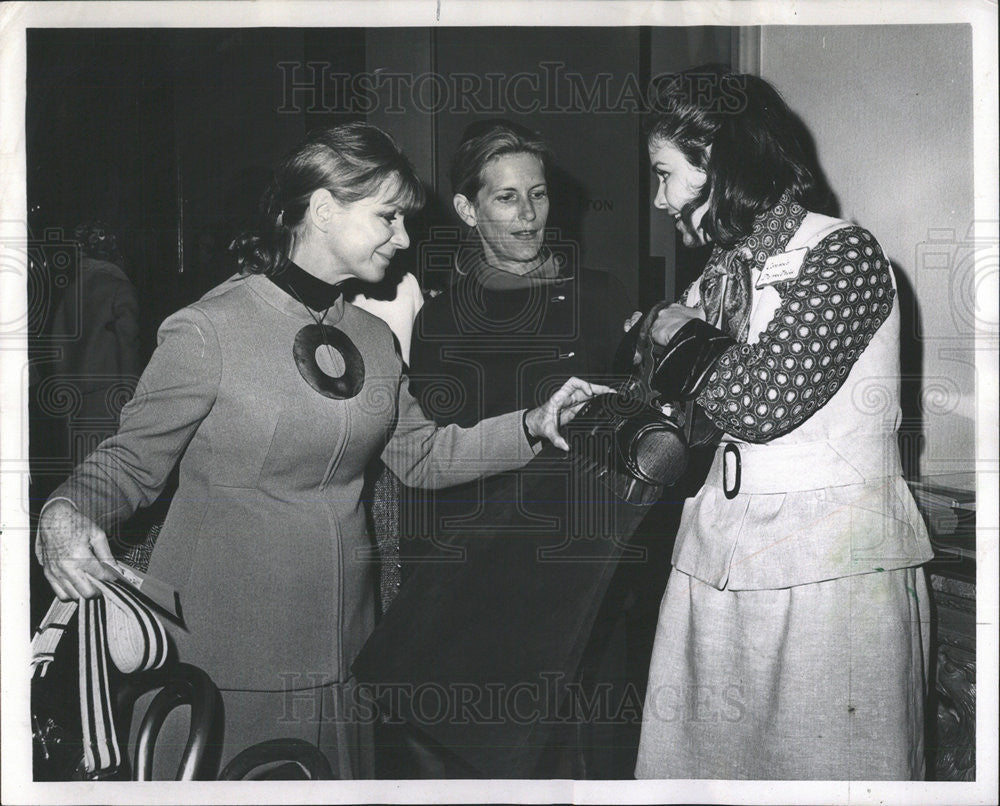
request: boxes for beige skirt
[635,566,930,780]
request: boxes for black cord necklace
[274,265,365,400]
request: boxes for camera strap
[31,579,169,775]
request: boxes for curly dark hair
[646,65,830,247]
[73,220,124,265]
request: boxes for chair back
[219,738,333,780]
[115,662,221,780]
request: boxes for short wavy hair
[231,122,425,275]
[449,119,551,201]
[646,65,828,247]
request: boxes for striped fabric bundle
[31,579,169,776]
[30,599,77,679]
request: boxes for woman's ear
[308,188,336,232]
[453,194,478,228]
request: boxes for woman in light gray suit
[35,122,605,778]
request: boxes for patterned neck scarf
[699,192,807,341]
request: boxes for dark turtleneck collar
[267,260,344,310]
[455,245,574,291]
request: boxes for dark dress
[353,249,644,777]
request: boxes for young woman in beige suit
[635,68,933,780]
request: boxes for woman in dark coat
[355,121,638,778]
[409,120,631,427]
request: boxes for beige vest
[675,213,933,590]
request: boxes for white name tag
[756,247,808,288]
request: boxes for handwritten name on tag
[756,247,808,288]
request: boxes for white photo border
[2,2,996,804]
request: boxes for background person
[43,220,141,456]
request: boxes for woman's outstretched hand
[524,377,613,452]
[36,499,117,601]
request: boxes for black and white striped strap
[78,595,121,773]
[96,578,169,674]
[30,599,77,677]
[31,579,169,775]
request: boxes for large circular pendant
[292,324,365,399]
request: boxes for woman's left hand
[649,303,705,347]
[623,310,643,332]
[524,377,613,451]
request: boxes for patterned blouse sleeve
[695,226,895,442]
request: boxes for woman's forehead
[648,136,683,163]
[371,175,404,205]
[368,173,421,213]
[480,152,546,186]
